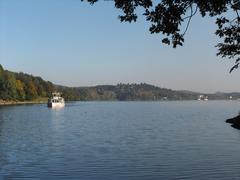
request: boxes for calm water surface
[0,101,240,179]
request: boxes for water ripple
[0,101,240,179]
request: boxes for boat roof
[52,92,62,96]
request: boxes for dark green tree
[0,65,4,91]
[2,71,17,100]
[82,0,239,72]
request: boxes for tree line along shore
[1,64,240,103]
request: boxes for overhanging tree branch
[82,0,240,72]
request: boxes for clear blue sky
[0,0,239,93]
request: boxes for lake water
[0,101,240,179]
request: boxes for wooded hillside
[1,64,240,101]
[0,64,55,100]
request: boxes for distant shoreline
[1,99,238,106]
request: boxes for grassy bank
[0,97,48,106]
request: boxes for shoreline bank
[0,100,47,106]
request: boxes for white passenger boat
[48,92,65,108]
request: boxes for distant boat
[48,92,65,108]
[203,96,208,101]
[198,95,208,101]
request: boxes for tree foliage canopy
[0,65,55,101]
[82,0,240,72]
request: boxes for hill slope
[57,83,199,101]
[0,64,55,101]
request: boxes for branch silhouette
[82,0,240,72]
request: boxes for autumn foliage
[0,64,55,100]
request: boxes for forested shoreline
[0,65,55,101]
[1,64,240,102]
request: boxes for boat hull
[48,102,65,108]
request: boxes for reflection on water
[0,101,240,179]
